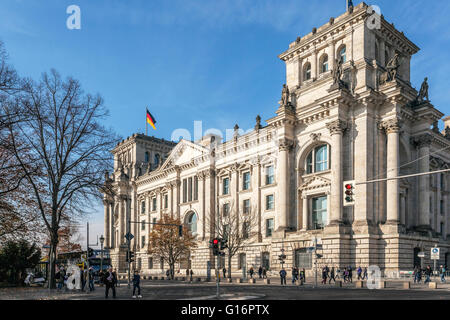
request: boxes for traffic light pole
[216,255,220,300]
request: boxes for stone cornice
[380,118,402,134]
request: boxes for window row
[221,165,275,196]
[303,46,347,81]
[182,176,199,203]
[140,194,169,214]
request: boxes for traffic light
[220,238,228,250]
[178,225,183,237]
[210,238,220,256]
[126,251,135,263]
[88,247,94,258]
[343,181,356,206]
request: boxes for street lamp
[100,235,105,285]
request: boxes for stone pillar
[384,119,401,224]
[400,192,406,226]
[257,161,262,241]
[330,41,336,73]
[326,120,347,225]
[417,134,433,228]
[109,202,114,248]
[170,183,174,218]
[302,196,308,231]
[104,201,110,248]
[312,50,318,80]
[176,179,181,219]
[276,139,294,231]
[118,197,124,246]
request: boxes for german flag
[146,109,157,130]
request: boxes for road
[1,279,449,300]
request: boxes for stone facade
[103,2,450,278]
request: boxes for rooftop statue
[417,77,430,103]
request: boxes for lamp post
[100,235,105,285]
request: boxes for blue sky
[1,0,450,245]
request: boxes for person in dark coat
[258,266,263,279]
[279,269,287,285]
[132,270,142,298]
[103,267,117,299]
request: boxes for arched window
[306,145,329,174]
[338,45,347,63]
[144,152,150,163]
[186,212,197,234]
[320,54,329,74]
[303,62,312,81]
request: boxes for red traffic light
[345,184,353,190]
[213,239,219,245]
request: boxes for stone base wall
[111,232,450,278]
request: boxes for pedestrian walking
[166,269,170,280]
[413,266,421,284]
[357,266,362,280]
[321,267,328,284]
[263,267,267,279]
[249,267,254,279]
[280,269,287,285]
[329,267,336,284]
[424,265,432,284]
[189,269,194,283]
[336,267,341,280]
[363,267,368,280]
[439,265,446,283]
[113,269,119,287]
[348,266,353,283]
[258,266,263,279]
[301,268,306,284]
[343,268,349,283]
[88,267,95,292]
[223,267,227,279]
[132,270,142,298]
[103,267,117,299]
[291,267,298,284]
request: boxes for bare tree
[206,201,259,279]
[148,214,197,279]
[6,69,119,288]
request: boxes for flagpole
[145,108,148,136]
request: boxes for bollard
[355,281,364,288]
[379,281,387,288]
[248,278,256,284]
[227,278,233,283]
[196,277,201,282]
[335,280,342,287]
[264,279,271,285]
[429,282,438,289]
[403,282,411,289]
[236,278,242,284]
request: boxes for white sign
[418,252,425,258]
[431,247,440,260]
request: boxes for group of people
[278,267,306,285]
[55,265,99,292]
[247,266,269,279]
[413,265,447,284]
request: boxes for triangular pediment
[160,139,210,170]
[299,175,331,191]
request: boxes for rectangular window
[242,222,250,239]
[312,196,327,230]
[188,177,193,202]
[148,257,153,269]
[183,179,187,203]
[266,219,274,237]
[243,172,251,190]
[441,200,445,216]
[141,220,146,231]
[243,199,250,214]
[141,236,145,248]
[295,248,312,269]
[440,222,444,235]
[152,198,157,211]
[266,195,274,210]
[223,178,230,195]
[266,166,274,185]
[141,201,146,214]
[152,218,157,230]
[164,194,168,209]
[223,203,230,217]
[194,176,198,201]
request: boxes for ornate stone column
[326,119,347,225]
[109,202,114,248]
[103,201,110,248]
[383,119,401,224]
[302,195,308,231]
[416,134,433,228]
[276,139,294,231]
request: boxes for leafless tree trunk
[6,69,119,288]
[206,201,259,279]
